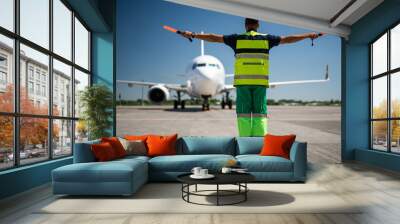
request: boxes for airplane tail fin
[200,31,204,56]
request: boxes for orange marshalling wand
[163,25,193,42]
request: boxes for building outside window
[35,83,40,95]
[0,54,7,90]
[42,85,46,97]
[371,23,400,153]
[0,71,6,84]
[41,73,46,83]
[0,0,91,170]
[28,81,34,94]
[35,70,40,81]
[28,67,34,80]
[0,54,7,67]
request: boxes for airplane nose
[193,69,218,95]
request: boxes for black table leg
[216,184,219,206]
[245,183,247,201]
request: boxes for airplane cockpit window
[192,63,207,70]
[208,64,220,69]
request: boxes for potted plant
[79,84,113,140]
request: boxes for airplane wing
[221,65,330,92]
[116,80,187,92]
[269,65,330,88]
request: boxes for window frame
[0,0,92,171]
[370,20,400,154]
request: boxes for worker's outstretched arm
[180,31,224,43]
[280,33,323,44]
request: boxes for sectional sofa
[52,136,307,196]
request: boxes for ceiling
[167,0,384,37]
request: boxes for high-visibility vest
[234,31,269,87]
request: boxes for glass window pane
[74,69,89,118]
[372,33,387,76]
[0,0,14,31]
[0,116,14,170]
[0,34,14,112]
[372,121,388,151]
[20,44,49,115]
[53,0,72,60]
[20,117,49,165]
[391,24,400,70]
[372,77,387,119]
[391,120,400,153]
[53,59,72,117]
[20,0,49,49]
[75,120,88,143]
[53,119,72,157]
[75,18,89,70]
[390,24,400,69]
[392,72,400,118]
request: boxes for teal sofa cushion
[236,137,263,155]
[52,157,148,195]
[178,136,236,155]
[73,140,100,163]
[236,155,293,172]
[149,154,235,172]
[53,159,147,183]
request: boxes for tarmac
[117,105,341,164]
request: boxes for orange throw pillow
[124,135,149,141]
[146,134,178,157]
[101,137,127,158]
[91,142,117,162]
[260,134,296,159]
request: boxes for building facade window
[28,81,34,94]
[370,23,400,153]
[0,71,7,85]
[0,0,91,170]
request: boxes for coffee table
[177,173,255,206]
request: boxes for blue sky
[117,0,341,101]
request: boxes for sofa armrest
[73,140,99,163]
[289,141,307,182]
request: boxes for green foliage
[79,84,113,140]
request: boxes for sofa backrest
[177,136,236,155]
[235,137,264,155]
[73,139,100,163]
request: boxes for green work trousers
[236,86,268,137]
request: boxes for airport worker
[180,18,323,136]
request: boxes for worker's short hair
[245,18,259,26]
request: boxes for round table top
[177,172,255,185]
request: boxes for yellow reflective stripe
[235,60,269,75]
[234,79,269,86]
[236,40,269,49]
[234,75,269,80]
[235,53,269,60]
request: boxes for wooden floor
[1,161,400,224]
[0,107,395,223]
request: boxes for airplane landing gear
[181,100,185,109]
[221,92,233,109]
[174,91,185,110]
[202,95,210,111]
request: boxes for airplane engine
[148,85,169,103]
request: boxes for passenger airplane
[117,40,330,111]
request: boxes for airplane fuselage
[185,55,226,98]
